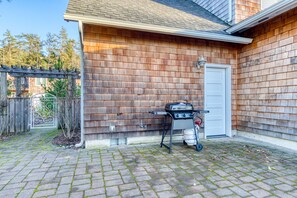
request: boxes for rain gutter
[64,13,253,44]
[226,0,297,34]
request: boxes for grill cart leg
[160,116,167,147]
[159,115,173,153]
[160,128,173,153]
[161,129,167,148]
[169,127,173,153]
[193,119,203,152]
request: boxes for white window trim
[204,63,232,139]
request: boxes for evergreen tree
[18,33,45,66]
[0,30,19,65]
[0,28,80,69]
[45,32,59,67]
[44,27,80,69]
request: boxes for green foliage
[43,79,80,98]
[7,78,13,96]
[0,30,19,66]
[17,33,45,66]
[54,57,64,70]
[43,79,68,97]
[0,27,80,70]
[42,58,80,98]
[45,27,80,70]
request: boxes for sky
[0,0,79,41]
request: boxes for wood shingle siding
[235,0,261,23]
[238,7,297,141]
[83,25,238,138]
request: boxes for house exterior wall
[82,25,238,142]
[28,78,46,95]
[238,7,297,141]
[235,0,261,23]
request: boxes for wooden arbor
[0,65,80,134]
[0,65,80,97]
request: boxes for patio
[0,129,296,198]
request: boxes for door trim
[204,63,232,138]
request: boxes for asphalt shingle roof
[66,0,229,34]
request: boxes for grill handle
[193,110,210,114]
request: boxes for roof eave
[226,0,297,34]
[64,13,253,44]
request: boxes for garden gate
[31,93,57,129]
[0,65,80,135]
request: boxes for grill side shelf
[149,111,168,115]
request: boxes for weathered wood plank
[1,97,79,135]
[0,73,8,135]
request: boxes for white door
[205,68,226,136]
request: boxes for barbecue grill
[150,102,209,153]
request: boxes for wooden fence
[0,97,81,136]
[0,97,30,135]
[57,97,81,130]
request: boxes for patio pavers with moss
[0,129,296,198]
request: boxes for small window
[261,0,281,10]
[35,78,46,86]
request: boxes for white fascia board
[226,0,297,34]
[64,13,252,44]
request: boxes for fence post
[15,77,22,97]
[71,77,76,129]
[0,73,8,135]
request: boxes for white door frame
[204,63,232,138]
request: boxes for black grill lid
[165,102,193,111]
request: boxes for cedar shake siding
[28,78,46,95]
[83,25,238,140]
[237,7,297,141]
[235,0,261,23]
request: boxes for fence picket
[0,97,80,136]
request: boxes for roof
[64,0,253,44]
[226,0,297,34]
[66,0,228,34]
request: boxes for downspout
[76,20,85,148]
[228,0,233,23]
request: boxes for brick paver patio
[0,129,296,198]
